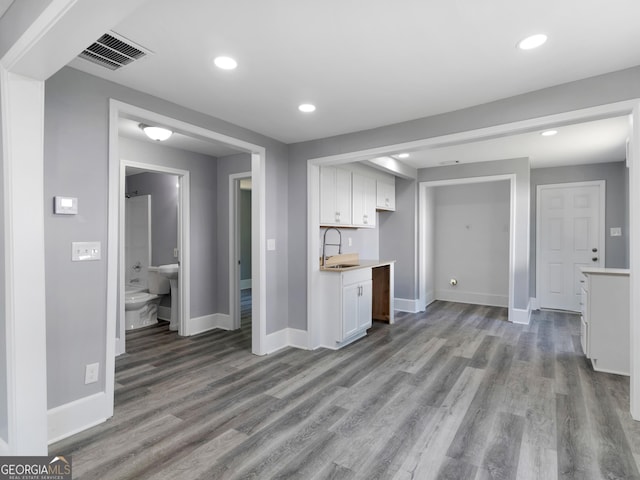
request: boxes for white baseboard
[265,328,309,354]
[435,290,508,308]
[189,313,233,336]
[530,297,539,311]
[510,304,531,325]
[0,438,8,455]
[48,392,108,444]
[158,305,171,321]
[240,279,252,290]
[395,298,421,313]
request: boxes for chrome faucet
[322,227,342,265]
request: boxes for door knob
[592,248,598,253]
[592,257,598,262]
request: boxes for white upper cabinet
[320,166,352,226]
[352,173,377,228]
[376,179,396,211]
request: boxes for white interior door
[537,182,605,311]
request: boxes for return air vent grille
[78,32,149,71]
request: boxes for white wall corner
[395,298,421,313]
[530,297,539,311]
[0,438,8,456]
[265,328,310,354]
[48,393,108,444]
[189,313,233,336]
[510,304,531,325]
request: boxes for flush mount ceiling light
[139,123,173,141]
[397,153,410,159]
[541,129,558,136]
[214,56,238,70]
[298,103,316,113]
[518,33,548,50]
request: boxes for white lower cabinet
[580,268,630,376]
[342,271,372,340]
[317,267,373,348]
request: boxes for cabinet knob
[592,248,598,253]
[592,257,598,262]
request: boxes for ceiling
[70,0,640,168]
[399,116,630,169]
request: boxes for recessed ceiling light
[214,56,237,70]
[298,103,316,113]
[397,153,410,159]
[139,123,172,141]
[541,129,558,136]
[518,34,548,50]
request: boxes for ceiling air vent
[78,32,150,71]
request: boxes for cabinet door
[358,280,373,331]
[352,173,376,227]
[342,283,360,339]
[335,168,352,225]
[376,181,396,211]
[320,166,352,225]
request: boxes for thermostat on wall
[54,196,78,215]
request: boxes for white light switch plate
[72,241,101,261]
[267,238,276,251]
[610,227,622,237]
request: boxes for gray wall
[0,88,7,441]
[434,182,510,304]
[289,65,640,324]
[120,137,219,317]
[419,159,530,309]
[126,172,179,266]
[215,153,251,314]
[241,189,252,281]
[44,67,288,409]
[530,161,629,298]
[379,177,417,299]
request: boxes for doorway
[230,172,252,330]
[117,161,188,355]
[536,181,605,311]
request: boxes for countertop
[581,267,630,276]
[320,259,395,272]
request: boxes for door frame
[107,99,269,425]
[419,175,515,316]
[535,180,606,311]
[229,171,251,330]
[117,160,190,355]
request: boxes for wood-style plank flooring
[51,295,640,479]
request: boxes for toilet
[125,266,171,330]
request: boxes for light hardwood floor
[51,296,640,479]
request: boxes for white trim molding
[395,298,423,313]
[510,305,532,325]
[530,297,540,311]
[189,314,234,335]
[265,328,310,354]
[435,291,509,308]
[47,393,108,445]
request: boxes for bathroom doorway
[230,172,252,330]
[116,160,189,356]
[124,168,180,332]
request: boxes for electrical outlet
[85,363,99,384]
[173,248,179,258]
[348,237,353,247]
